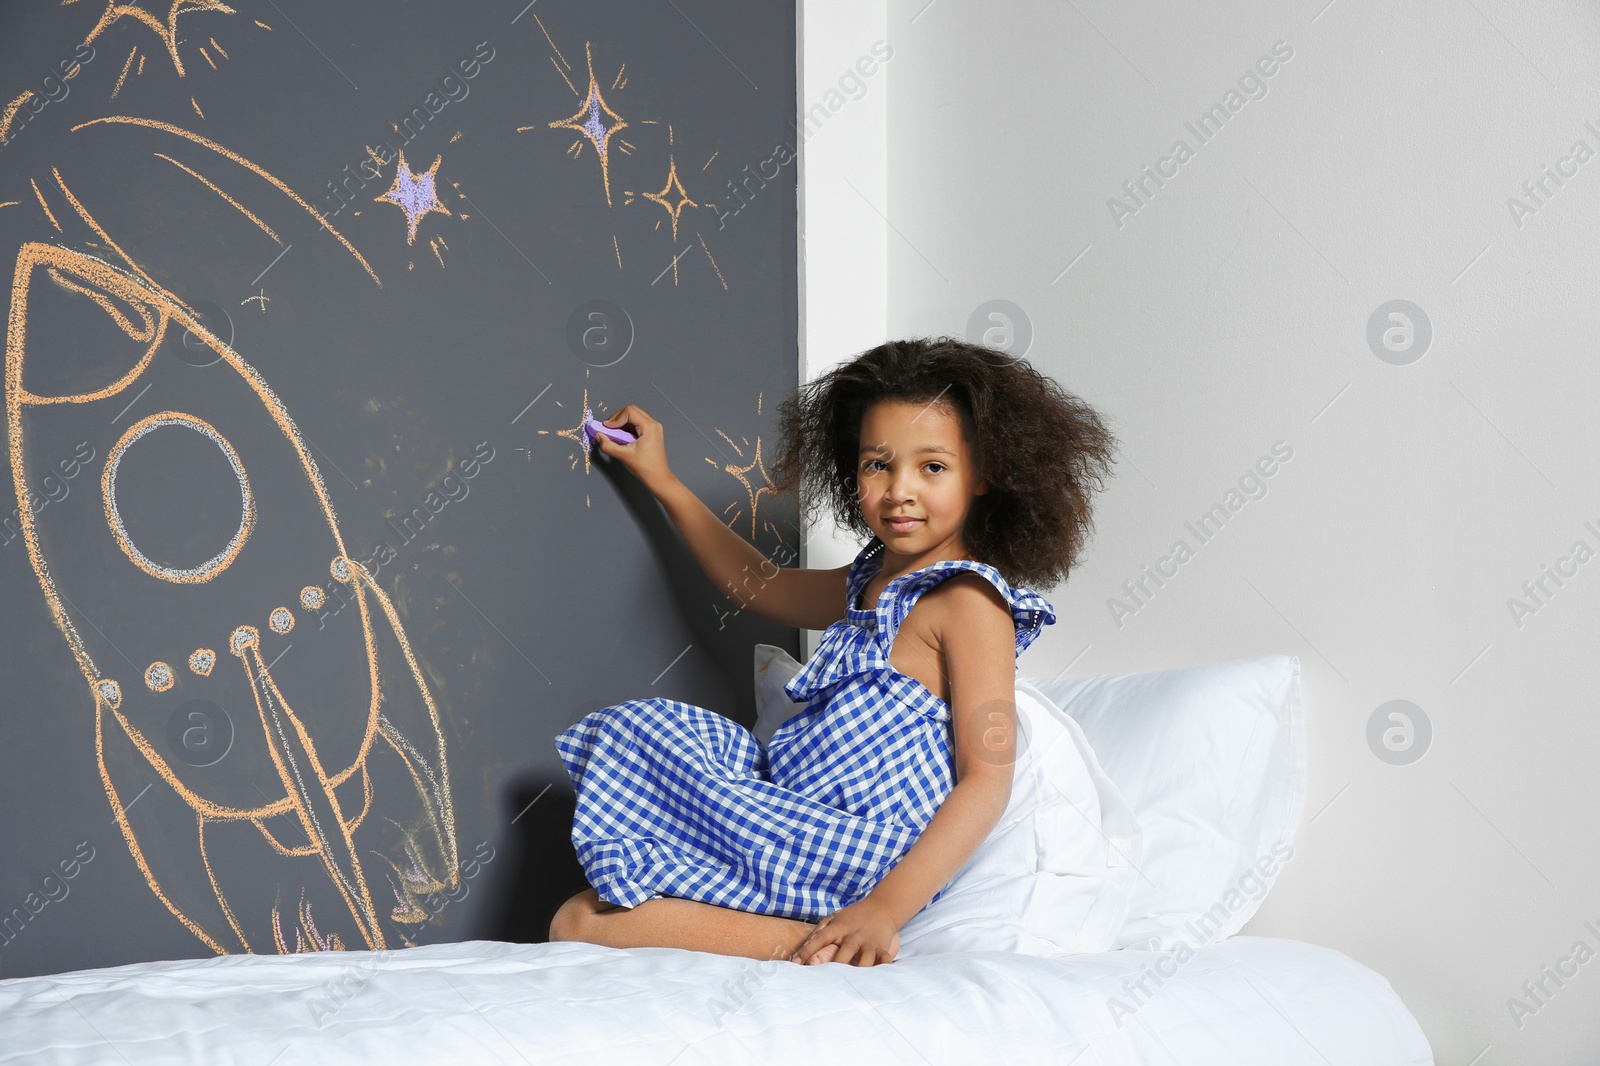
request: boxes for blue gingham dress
[554,537,1057,922]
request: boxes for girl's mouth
[886,517,922,532]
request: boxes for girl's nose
[886,472,914,502]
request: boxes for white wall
[796,1,890,661]
[802,0,1600,1060]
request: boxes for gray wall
[0,0,799,977]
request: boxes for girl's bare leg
[549,887,825,962]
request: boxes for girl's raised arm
[592,404,851,632]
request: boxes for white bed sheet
[0,935,1432,1065]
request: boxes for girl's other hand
[592,404,673,494]
[789,897,901,967]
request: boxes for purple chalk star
[376,151,451,245]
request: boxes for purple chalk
[582,407,637,447]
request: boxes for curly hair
[769,336,1118,591]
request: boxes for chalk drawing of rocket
[5,241,459,954]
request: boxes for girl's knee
[581,700,655,732]
[548,887,599,942]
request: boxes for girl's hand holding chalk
[583,410,638,446]
[588,403,673,494]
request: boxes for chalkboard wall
[0,0,800,978]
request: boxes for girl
[549,337,1116,967]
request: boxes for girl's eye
[923,463,944,474]
[862,460,885,472]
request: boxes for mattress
[0,935,1433,1064]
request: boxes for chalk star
[641,154,697,242]
[698,397,775,537]
[241,288,269,312]
[554,393,598,472]
[374,150,452,246]
[715,436,778,540]
[631,125,704,285]
[81,0,238,77]
[546,43,628,206]
[537,388,607,478]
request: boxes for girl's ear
[974,477,990,495]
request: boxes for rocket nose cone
[7,243,175,407]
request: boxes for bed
[0,655,1435,1063]
[0,935,1432,1063]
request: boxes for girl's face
[856,398,988,560]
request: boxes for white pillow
[752,643,809,747]
[1028,655,1305,952]
[751,645,1142,958]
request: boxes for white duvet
[0,935,1433,1064]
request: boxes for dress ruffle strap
[782,538,1057,705]
[783,622,887,703]
[878,564,1057,658]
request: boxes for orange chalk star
[641,156,697,242]
[81,0,239,78]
